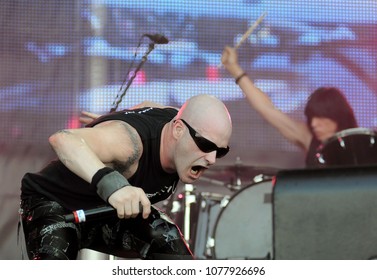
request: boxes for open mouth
[190,165,207,178]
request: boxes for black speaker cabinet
[273,165,377,259]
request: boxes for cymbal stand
[231,156,243,191]
[183,184,196,247]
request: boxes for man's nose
[204,151,217,165]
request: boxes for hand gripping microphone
[143,33,169,44]
[64,206,116,223]
[64,204,145,223]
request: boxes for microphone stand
[110,43,155,112]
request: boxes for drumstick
[235,12,267,50]
[217,12,267,68]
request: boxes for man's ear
[172,120,184,140]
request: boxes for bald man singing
[19,94,232,260]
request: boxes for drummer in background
[221,46,358,167]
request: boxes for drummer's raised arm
[221,46,311,150]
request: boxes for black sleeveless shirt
[21,107,179,210]
[305,137,322,167]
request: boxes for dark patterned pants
[19,195,193,260]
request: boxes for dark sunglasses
[178,119,230,158]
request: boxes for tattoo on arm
[113,123,142,174]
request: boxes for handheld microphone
[64,206,116,223]
[143,33,169,44]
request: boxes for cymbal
[202,164,280,189]
[206,164,279,176]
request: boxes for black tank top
[305,137,322,167]
[21,107,179,210]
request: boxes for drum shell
[212,179,274,260]
[193,192,230,259]
[167,186,229,259]
[316,128,377,166]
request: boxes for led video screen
[1,0,376,170]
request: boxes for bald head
[176,94,232,148]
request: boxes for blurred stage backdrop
[1,0,376,259]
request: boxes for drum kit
[164,157,280,260]
[164,128,377,260]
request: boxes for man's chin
[179,173,198,184]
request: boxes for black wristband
[235,72,247,84]
[96,171,131,202]
[91,167,115,188]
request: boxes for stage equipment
[212,178,274,259]
[110,33,169,112]
[203,160,278,191]
[316,127,377,166]
[273,165,377,259]
[168,176,275,260]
